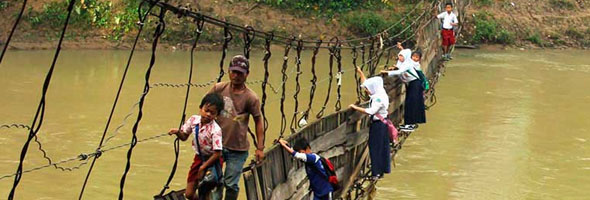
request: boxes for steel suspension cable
[298,40,321,127]
[78,2,156,199]
[118,7,167,200]
[289,39,303,133]
[278,37,294,137]
[8,0,76,199]
[0,0,27,65]
[158,14,205,197]
[217,25,232,83]
[315,38,337,119]
[260,33,273,133]
[334,40,343,111]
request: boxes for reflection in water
[1,49,589,199]
[377,49,590,200]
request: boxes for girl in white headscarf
[349,67,391,178]
[380,45,426,131]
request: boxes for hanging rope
[243,26,255,59]
[299,40,321,127]
[360,45,366,71]
[384,47,393,68]
[334,39,343,111]
[0,123,31,130]
[289,39,303,133]
[351,46,361,103]
[0,0,27,65]
[0,123,68,173]
[8,0,75,199]
[118,7,167,200]
[260,33,273,133]
[279,37,294,137]
[0,131,172,181]
[316,38,337,119]
[367,38,376,76]
[78,1,156,198]
[217,25,232,83]
[141,0,427,50]
[158,12,204,197]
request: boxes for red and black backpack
[317,156,340,191]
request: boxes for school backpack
[406,69,430,91]
[316,156,340,191]
[376,114,399,144]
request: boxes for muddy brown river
[1,49,589,199]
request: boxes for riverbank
[459,0,590,49]
[0,0,419,50]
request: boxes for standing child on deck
[380,46,426,132]
[278,138,334,200]
[349,67,391,179]
[168,93,225,200]
[436,2,459,60]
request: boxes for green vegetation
[496,29,515,44]
[549,0,576,10]
[0,1,9,11]
[470,12,515,44]
[26,0,113,30]
[342,12,391,37]
[474,0,493,6]
[526,32,544,46]
[565,27,584,39]
[251,0,387,18]
[341,4,417,39]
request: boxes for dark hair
[200,93,225,114]
[412,51,423,59]
[293,138,310,152]
[446,2,453,7]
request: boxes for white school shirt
[437,11,458,29]
[388,61,419,83]
[365,93,389,121]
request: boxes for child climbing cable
[380,45,426,132]
[278,138,334,200]
[168,93,225,200]
[349,67,392,179]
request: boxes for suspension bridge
[0,0,467,199]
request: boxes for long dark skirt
[369,120,391,176]
[404,79,426,124]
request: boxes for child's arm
[168,128,190,141]
[278,139,295,154]
[278,139,317,164]
[349,104,368,114]
[198,150,221,173]
[397,42,404,50]
[356,67,366,83]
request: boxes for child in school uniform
[278,138,334,200]
[168,93,225,200]
[437,2,459,60]
[380,47,426,132]
[349,68,391,179]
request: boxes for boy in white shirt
[436,3,459,60]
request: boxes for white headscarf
[362,77,387,98]
[361,76,389,118]
[396,49,412,67]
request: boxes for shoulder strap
[375,113,387,123]
[309,155,330,180]
[405,69,420,80]
[194,125,205,161]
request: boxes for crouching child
[168,93,225,200]
[278,138,335,200]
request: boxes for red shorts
[187,154,223,183]
[441,29,456,46]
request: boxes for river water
[1,49,589,199]
[376,49,590,200]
